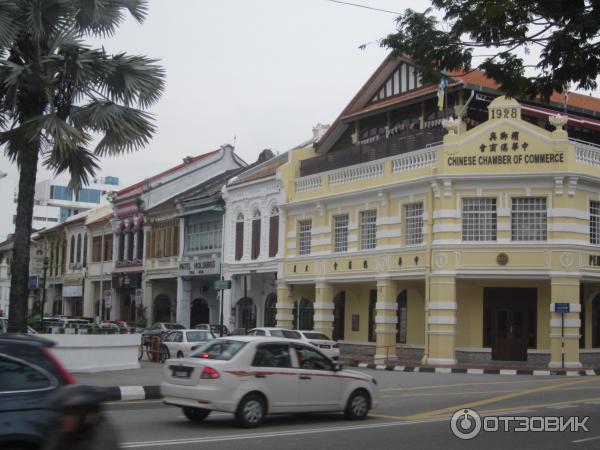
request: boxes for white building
[9,174,121,234]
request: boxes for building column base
[549,361,582,369]
[426,357,457,366]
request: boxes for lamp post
[39,257,49,330]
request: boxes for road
[106,369,600,449]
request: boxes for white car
[163,329,217,358]
[246,327,303,339]
[297,330,340,360]
[161,336,378,427]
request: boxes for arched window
[264,293,277,327]
[333,291,345,341]
[235,213,244,261]
[269,205,279,258]
[293,298,314,330]
[251,209,261,260]
[118,232,125,261]
[396,290,408,344]
[236,297,256,330]
[70,236,75,264]
[127,230,134,260]
[76,234,82,263]
[137,228,144,260]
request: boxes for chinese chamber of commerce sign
[447,130,564,167]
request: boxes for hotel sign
[178,257,219,276]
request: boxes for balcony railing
[573,138,600,168]
[300,127,445,177]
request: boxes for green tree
[1,0,165,332]
[380,1,600,100]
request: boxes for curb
[351,362,600,377]
[102,385,162,402]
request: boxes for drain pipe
[421,181,435,365]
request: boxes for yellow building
[276,56,600,368]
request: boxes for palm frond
[75,0,147,37]
[43,144,99,190]
[70,99,155,155]
[0,0,20,47]
[101,52,165,108]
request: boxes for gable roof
[318,54,600,153]
[116,148,221,198]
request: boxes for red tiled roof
[116,148,221,197]
[229,156,287,186]
[87,213,113,226]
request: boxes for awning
[521,104,600,132]
[177,205,223,218]
[62,274,84,286]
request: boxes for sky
[0,0,415,240]
[0,0,598,241]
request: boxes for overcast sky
[0,0,598,241]
[1,0,416,239]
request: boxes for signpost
[214,279,231,337]
[554,303,570,369]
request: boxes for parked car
[162,329,217,358]
[0,334,76,449]
[297,331,340,360]
[142,322,186,340]
[193,324,229,336]
[246,327,302,339]
[228,327,248,336]
[0,318,39,335]
[161,336,378,428]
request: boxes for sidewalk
[76,361,164,387]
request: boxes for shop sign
[447,130,564,168]
[178,257,219,276]
[104,290,112,308]
[112,273,141,289]
[63,285,83,297]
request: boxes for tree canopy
[380,0,600,100]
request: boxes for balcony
[300,128,445,177]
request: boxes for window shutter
[172,224,179,256]
[251,219,261,259]
[269,215,279,257]
[235,222,244,260]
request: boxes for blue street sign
[28,276,38,289]
[554,303,570,313]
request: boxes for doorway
[190,298,210,327]
[484,288,537,361]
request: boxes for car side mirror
[333,363,343,372]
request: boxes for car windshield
[270,329,301,339]
[192,340,246,360]
[302,332,331,340]
[186,331,214,342]
[165,323,185,330]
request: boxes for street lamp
[39,257,49,330]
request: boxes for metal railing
[300,128,445,177]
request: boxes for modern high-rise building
[9,175,121,234]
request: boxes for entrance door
[484,288,536,362]
[492,308,528,361]
[190,298,210,327]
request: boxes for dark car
[0,334,76,449]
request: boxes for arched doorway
[593,294,600,348]
[153,294,171,323]
[122,294,136,322]
[236,297,256,331]
[293,298,314,330]
[191,298,210,327]
[264,293,277,327]
[396,290,408,344]
[333,292,345,341]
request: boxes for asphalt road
[105,370,600,450]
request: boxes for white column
[176,276,192,327]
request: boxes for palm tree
[0,0,165,332]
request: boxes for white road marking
[548,405,578,410]
[573,435,600,444]
[119,418,447,448]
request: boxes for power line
[324,0,402,15]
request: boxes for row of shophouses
[4,54,600,368]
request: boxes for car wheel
[236,394,266,428]
[177,351,184,358]
[159,344,170,363]
[182,407,211,422]
[344,389,370,420]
